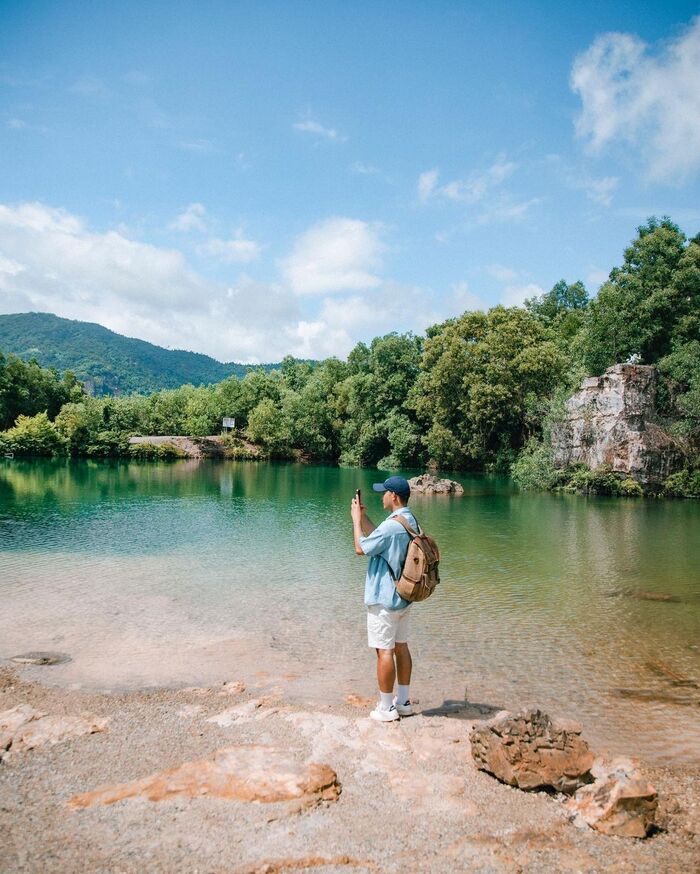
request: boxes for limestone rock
[0,704,45,756]
[566,758,657,838]
[68,744,340,810]
[469,709,594,794]
[408,474,465,496]
[11,714,109,752]
[1,704,108,760]
[552,364,683,485]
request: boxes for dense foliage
[0,312,278,396]
[1,219,698,494]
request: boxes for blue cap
[372,475,411,500]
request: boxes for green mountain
[0,312,277,396]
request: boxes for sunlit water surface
[1,459,698,765]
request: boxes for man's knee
[375,647,395,658]
[394,641,410,653]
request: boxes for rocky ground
[1,665,698,874]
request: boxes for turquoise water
[1,458,699,765]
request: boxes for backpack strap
[391,514,422,538]
[385,513,421,583]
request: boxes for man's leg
[375,647,396,694]
[394,641,412,686]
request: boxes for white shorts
[367,604,412,650]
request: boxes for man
[351,475,417,722]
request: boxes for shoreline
[2,666,698,873]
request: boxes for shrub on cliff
[663,468,700,498]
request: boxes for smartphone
[355,488,361,503]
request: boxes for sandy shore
[1,665,698,873]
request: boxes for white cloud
[586,267,609,289]
[477,196,541,225]
[178,138,218,154]
[7,118,26,130]
[293,118,347,142]
[448,281,488,313]
[198,233,261,263]
[485,264,518,282]
[70,77,108,97]
[571,16,700,181]
[169,203,208,233]
[441,159,516,203]
[417,158,536,224]
[418,168,439,201]
[351,161,380,175]
[0,202,302,362]
[500,283,544,307]
[0,253,24,275]
[281,217,384,295]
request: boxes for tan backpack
[389,515,441,603]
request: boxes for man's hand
[350,494,365,524]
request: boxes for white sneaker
[393,698,414,716]
[370,704,400,722]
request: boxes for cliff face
[552,364,684,484]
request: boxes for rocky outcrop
[1,703,108,760]
[68,744,341,810]
[552,364,683,484]
[408,474,465,495]
[469,709,594,794]
[567,758,657,837]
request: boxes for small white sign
[222,417,236,429]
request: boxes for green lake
[1,458,699,765]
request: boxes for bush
[664,468,700,498]
[619,478,644,497]
[1,412,66,457]
[128,442,188,460]
[221,433,265,460]
[512,439,559,490]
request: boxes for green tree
[578,218,697,373]
[245,398,293,456]
[414,307,566,469]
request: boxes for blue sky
[1,1,699,362]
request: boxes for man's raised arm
[351,495,375,555]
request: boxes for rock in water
[69,744,340,810]
[469,709,594,794]
[10,651,72,665]
[408,474,465,495]
[566,758,657,837]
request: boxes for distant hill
[0,312,279,396]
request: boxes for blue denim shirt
[359,507,418,610]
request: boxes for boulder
[567,758,657,838]
[68,744,340,810]
[469,709,594,794]
[408,474,465,496]
[552,364,684,484]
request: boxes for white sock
[379,691,394,710]
[397,684,410,705]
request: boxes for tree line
[1,219,698,492]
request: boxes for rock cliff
[552,364,683,485]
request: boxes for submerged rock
[469,709,594,794]
[68,744,340,810]
[10,651,72,666]
[408,474,465,496]
[567,757,657,838]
